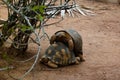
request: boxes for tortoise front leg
[50,34,56,44]
[78,54,85,62]
[47,61,58,68]
[75,57,80,64]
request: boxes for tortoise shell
[50,29,83,57]
[41,42,76,66]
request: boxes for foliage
[0,0,46,50]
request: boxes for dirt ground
[0,0,120,80]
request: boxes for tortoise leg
[47,61,58,68]
[50,34,56,44]
[68,39,74,51]
[78,54,85,62]
[39,58,49,63]
[75,57,80,64]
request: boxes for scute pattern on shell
[43,42,76,66]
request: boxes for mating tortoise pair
[40,29,85,68]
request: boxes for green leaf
[32,6,40,11]
[32,5,46,13]
[32,5,46,21]
[20,25,32,32]
[39,5,46,13]
[36,14,43,21]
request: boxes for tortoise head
[40,56,49,63]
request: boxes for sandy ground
[0,0,120,80]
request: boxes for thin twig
[0,66,14,71]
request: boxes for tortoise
[50,29,85,61]
[40,42,80,68]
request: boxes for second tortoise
[50,29,85,61]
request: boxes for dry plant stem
[40,25,50,40]
[19,30,41,80]
[0,66,14,71]
[19,22,47,79]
